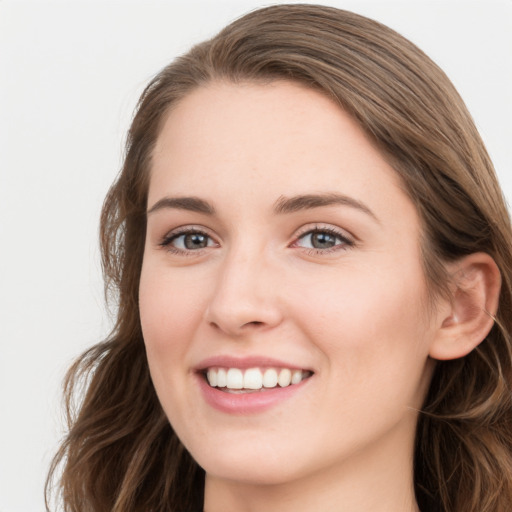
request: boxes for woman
[46,4,512,511]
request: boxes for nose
[204,249,284,337]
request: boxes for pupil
[185,233,207,249]
[312,232,335,248]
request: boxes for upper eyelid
[163,224,216,237]
[293,223,355,241]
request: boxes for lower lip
[196,373,311,414]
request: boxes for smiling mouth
[203,367,313,393]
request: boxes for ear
[429,252,501,361]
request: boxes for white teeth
[263,368,278,388]
[226,368,243,389]
[207,368,217,387]
[291,369,302,385]
[278,368,292,387]
[244,368,263,389]
[217,368,227,387]
[205,366,310,391]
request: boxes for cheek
[295,261,426,326]
[298,282,433,439]
[288,259,432,383]
[138,264,210,425]
[139,265,205,367]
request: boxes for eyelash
[159,225,354,256]
[159,226,217,256]
[292,225,355,255]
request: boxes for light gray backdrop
[1,1,510,510]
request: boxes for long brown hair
[46,5,512,511]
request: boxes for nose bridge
[205,241,282,334]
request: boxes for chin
[188,437,312,486]
[202,458,301,486]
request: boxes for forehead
[149,80,412,221]
[153,80,376,168]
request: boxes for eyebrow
[273,193,379,223]
[147,196,215,215]
[147,192,379,223]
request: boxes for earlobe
[429,253,501,361]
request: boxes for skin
[139,80,448,512]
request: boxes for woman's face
[139,81,440,487]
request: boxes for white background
[1,1,510,510]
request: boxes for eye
[293,227,353,253]
[160,228,217,253]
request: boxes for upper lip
[194,355,313,372]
